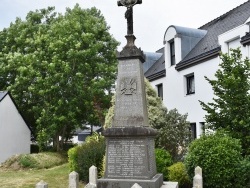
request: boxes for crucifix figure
[117,0,142,35]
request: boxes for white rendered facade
[148,15,250,138]
[0,93,30,163]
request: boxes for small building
[72,125,102,144]
[0,91,31,163]
[145,1,250,139]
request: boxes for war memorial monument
[97,0,164,187]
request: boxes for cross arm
[117,0,142,7]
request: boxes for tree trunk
[59,125,68,151]
[53,134,60,152]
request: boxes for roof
[164,25,207,60]
[0,91,8,102]
[241,31,250,46]
[143,52,162,73]
[144,48,165,81]
[0,91,32,132]
[176,0,250,70]
[164,25,207,39]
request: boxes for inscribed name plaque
[105,138,156,179]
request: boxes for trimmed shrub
[100,155,106,177]
[155,148,173,180]
[68,147,78,172]
[168,162,191,188]
[184,131,243,188]
[68,133,105,182]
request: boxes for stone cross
[117,0,142,35]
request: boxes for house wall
[150,77,166,97]
[149,21,250,138]
[150,58,218,138]
[0,94,30,163]
[165,58,219,137]
[219,24,249,55]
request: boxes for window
[200,122,205,133]
[170,40,175,66]
[190,123,197,140]
[156,83,163,100]
[186,74,195,95]
[227,38,240,53]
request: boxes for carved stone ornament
[119,0,138,7]
[121,78,137,95]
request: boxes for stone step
[161,182,178,188]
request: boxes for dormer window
[164,26,207,68]
[170,40,175,66]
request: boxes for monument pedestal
[97,127,163,188]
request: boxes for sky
[0,0,248,52]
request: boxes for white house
[145,1,250,138]
[0,91,31,163]
[71,125,102,144]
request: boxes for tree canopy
[0,5,119,151]
[200,49,250,156]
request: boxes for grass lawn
[0,163,85,188]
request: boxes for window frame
[169,40,175,66]
[156,83,163,100]
[186,74,195,95]
[190,123,197,140]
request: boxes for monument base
[103,127,158,180]
[97,173,163,188]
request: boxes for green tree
[0,5,119,151]
[153,108,191,161]
[104,79,191,161]
[200,49,250,155]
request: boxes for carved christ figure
[118,0,139,7]
[125,7,133,35]
[117,0,142,35]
